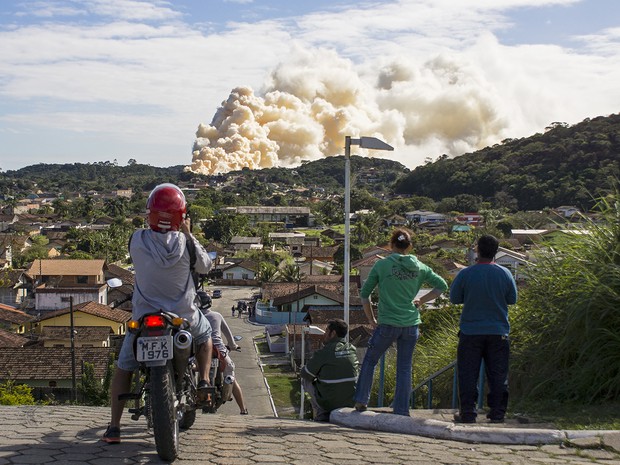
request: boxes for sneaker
[453,413,476,424]
[240,408,249,415]
[314,413,330,422]
[102,425,121,444]
[486,413,504,423]
[354,402,367,412]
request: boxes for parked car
[212,289,222,299]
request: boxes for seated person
[300,319,359,422]
[197,291,249,414]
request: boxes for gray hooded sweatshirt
[129,229,212,327]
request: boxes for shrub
[0,380,35,405]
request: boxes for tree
[278,262,305,283]
[256,262,278,283]
[78,356,114,406]
[201,213,249,243]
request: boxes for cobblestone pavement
[0,406,619,465]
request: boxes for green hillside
[394,114,620,210]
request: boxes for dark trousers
[457,334,509,421]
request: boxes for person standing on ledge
[450,234,518,424]
[353,228,448,417]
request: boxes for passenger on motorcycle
[197,290,249,415]
[103,183,214,444]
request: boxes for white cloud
[1,0,619,172]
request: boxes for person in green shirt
[300,319,359,422]
[354,228,448,416]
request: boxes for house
[455,213,484,226]
[256,278,361,325]
[320,228,345,244]
[438,259,467,277]
[104,263,134,311]
[0,213,18,232]
[222,206,311,227]
[405,210,447,224]
[510,229,549,245]
[33,300,132,336]
[41,325,113,348]
[229,236,262,252]
[220,260,258,280]
[361,245,390,259]
[555,206,581,218]
[268,232,305,246]
[0,303,33,333]
[494,248,532,281]
[297,258,333,276]
[25,259,109,311]
[0,346,112,389]
[352,253,385,286]
[0,328,31,348]
[382,213,407,228]
[299,245,338,262]
[0,269,29,306]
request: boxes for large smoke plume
[188,48,507,175]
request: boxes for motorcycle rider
[103,183,214,444]
[197,290,249,414]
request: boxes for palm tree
[278,262,305,283]
[256,263,278,284]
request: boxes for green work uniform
[302,337,359,412]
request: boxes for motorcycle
[119,310,199,462]
[201,345,234,413]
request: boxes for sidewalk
[330,407,620,451]
[0,405,618,465]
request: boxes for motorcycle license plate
[211,359,219,367]
[136,335,174,362]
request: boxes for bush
[0,380,35,405]
[511,193,620,402]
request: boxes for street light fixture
[299,325,325,419]
[344,136,393,341]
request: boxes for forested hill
[394,113,620,210]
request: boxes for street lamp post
[344,136,393,341]
[299,325,325,419]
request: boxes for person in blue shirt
[450,235,517,424]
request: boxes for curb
[330,408,620,448]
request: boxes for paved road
[206,285,274,417]
[1,405,619,464]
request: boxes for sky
[0,0,619,174]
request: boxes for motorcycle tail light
[128,320,140,330]
[144,315,166,329]
[172,317,184,327]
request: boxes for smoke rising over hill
[188,48,508,175]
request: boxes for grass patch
[264,371,300,418]
[254,338,269,355]
[512,401,620,430]
[262,365,294,374]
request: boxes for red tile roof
[0,304,33,325]
[0,346,113,380]
[37,301,131,324]
[0,328,31,348]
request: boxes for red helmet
[146,183,186,232]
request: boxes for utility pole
[70,296,77,402]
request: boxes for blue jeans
[457,333,510,421]
[354,324,419,416]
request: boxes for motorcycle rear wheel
[150,364,179,462]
